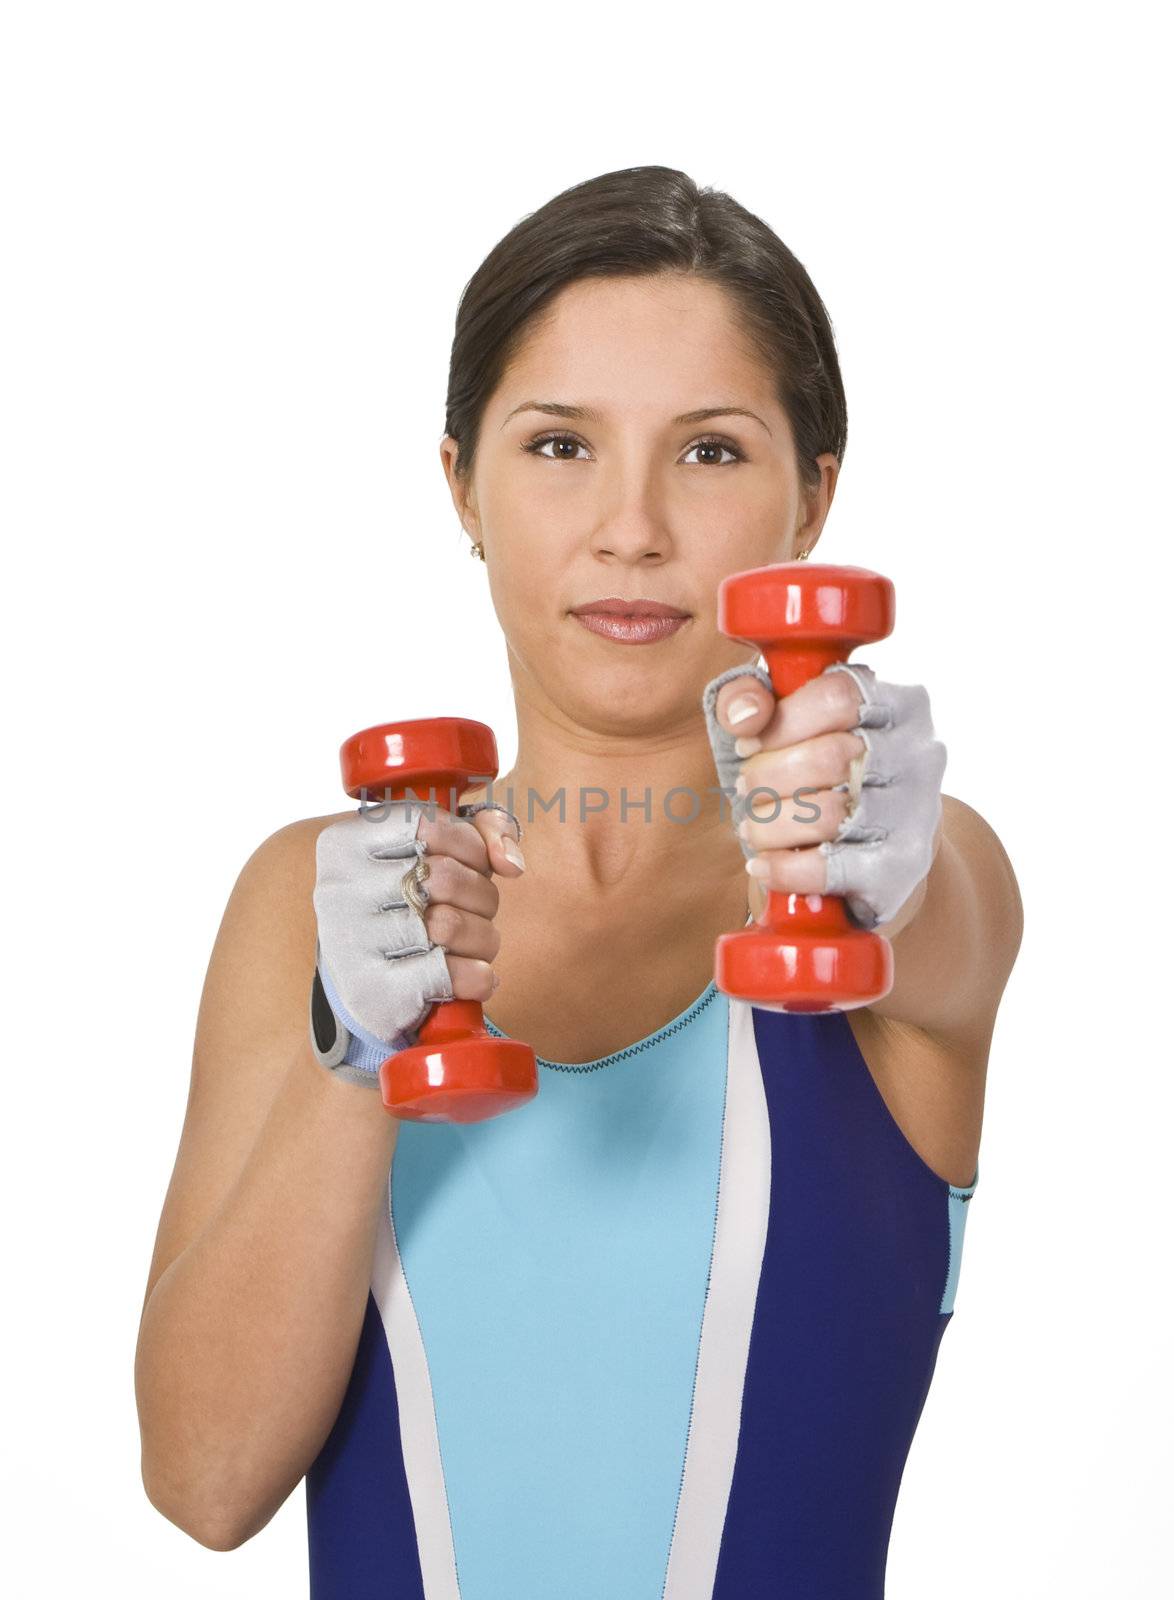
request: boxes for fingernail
[746,857,771,878]
[734,735,762,756]
[735,773,748,795]
[491,970,502,992]
[727,695,760,726]
[502,837,526,871]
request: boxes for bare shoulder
[192,810,354,1053]
[139,810,351,1310]
[940,792,1022,927]
[211,810,351,953]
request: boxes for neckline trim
[483,978,720,1074]
[481,909,751,1074]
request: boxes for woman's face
[441,271,838,738]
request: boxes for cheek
[483,476,575,575]
[685,474,798,561]
[694,521,789,591]
[484,457,568,517]
[484,537,562,641]
[729,506,798,569]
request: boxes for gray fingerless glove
[309,800,455,1088]
[817,662,947,931]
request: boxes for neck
[470,678,744,906]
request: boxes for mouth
[569,597,692,646]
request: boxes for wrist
[309,961,403,1090]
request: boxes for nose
[588,469,671,563]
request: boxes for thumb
[465,804,526,877]
[713,673,775,737]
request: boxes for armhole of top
[837,1010,980,1315]
[840,1009,980,1195]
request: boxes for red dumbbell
[338,717,538,1123]
[714,562,897,1013]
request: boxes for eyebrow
[501,400,772,437]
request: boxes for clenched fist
[310,798,525,1088]
[702,659,947,931]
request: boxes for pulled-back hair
[444,165,847,494]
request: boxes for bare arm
[134,814,402,1551]
[855,793,1023,1053]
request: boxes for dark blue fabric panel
[712,1009,953,1599]
[306,1290,425,1600]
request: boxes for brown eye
[524,433,589,461]
[683,437,744,466]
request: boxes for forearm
[135,1037,399,1549]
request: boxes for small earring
[796,547,810,561]
[469,540,485,561]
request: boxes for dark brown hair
[443,165,847,495]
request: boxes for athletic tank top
[305,979,978,1599]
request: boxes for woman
[135,166,1023,1597]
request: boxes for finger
[422,900,502,964]
[464,805,526,878]
[742,841,830,896]
[737,729,867,803]
[414,806,493,875]
[413,852,500,919]
[714,673,776,737]
[443,952,500,1003]
[738,784,854,851]
[733,667,865,756]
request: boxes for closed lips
[571,600,690,617]
[570,601,691,645]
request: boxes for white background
[3,3,1169,1594]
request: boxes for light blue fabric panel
[389,982,728,1600]
[940,1160,979,1315]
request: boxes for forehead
[496,273,776,415]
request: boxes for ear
[439,434,482,540]
[795,452,840,549]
